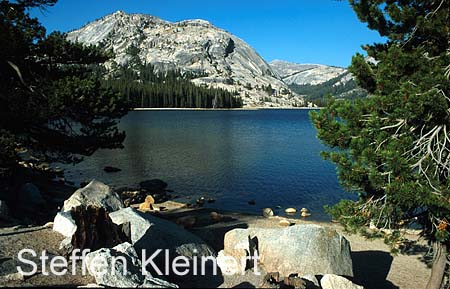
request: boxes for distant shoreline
[132,107,322,111]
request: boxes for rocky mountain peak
[67,11,303,107]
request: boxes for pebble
[301,211,311,217]
[285,208,297,214]
[196,197,206,206]
[262,208,274,218]
[279,219,292,227]
[144,195,155,205]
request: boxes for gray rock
[53,211,77,238]
[262,208,274,218]
[85,242,178,288]
[109,208,215,259]
[0,200,9,219]
[222,224,353,277]
[63,180,124,212]
[18,183,45,208]
[320,274,364,289]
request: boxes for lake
[63,109,354,221]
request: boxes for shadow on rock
[233,282,256,288]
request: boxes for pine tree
[0,1,127,178]
[311,1,449,288]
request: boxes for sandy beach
[0,201,430,288]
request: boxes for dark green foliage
[348,54,376,93]
[0,0,127,174]
[311,0,450,267]
[261,84,274,96]
[103,64,243,108]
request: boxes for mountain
[269,60,348,85]
[269,60,367,103]
[67,11,304,108]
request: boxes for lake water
[63,109,354,221]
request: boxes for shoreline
[132,107,322,111]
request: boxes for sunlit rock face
[67,11,304,107]
[269,59,349,86]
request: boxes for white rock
[85,242,178,288]
[53,211,77,238]
[321,274,364,289]
[63,180,124,212]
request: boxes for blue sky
[31,0,385,68]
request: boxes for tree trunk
[426,242,447,289]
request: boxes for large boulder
[109,208,215,259]
[220,224,353,277]
[321,274,363,289]
[85,242,178,288]
[63,180,124,212]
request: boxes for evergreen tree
[0,0,127,178]
[103,63,243,109]
[311,1,449,288]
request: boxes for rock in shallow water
[284,208,297,214]
[262,208,274,218]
